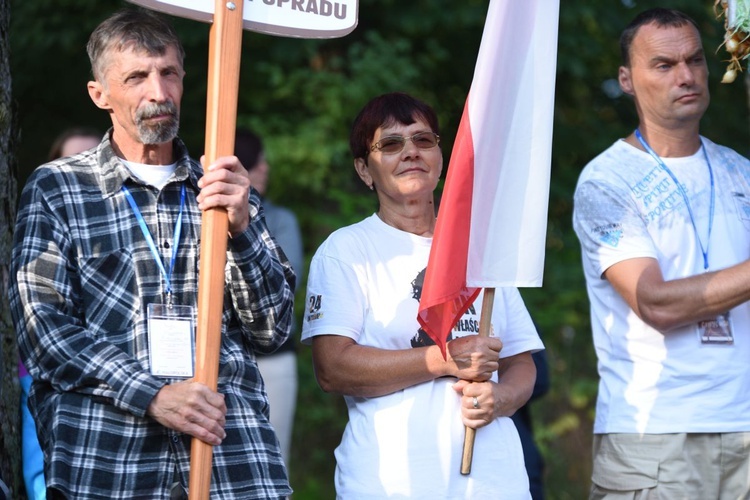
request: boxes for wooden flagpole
[460,287,495,475]
[188,1,244,498]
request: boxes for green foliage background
[9,0,749,498]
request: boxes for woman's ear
[354,157,373,190]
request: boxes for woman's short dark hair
[620,8,699,67]
[349,92,440,160]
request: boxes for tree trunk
[0,0,21,497]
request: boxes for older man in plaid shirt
[9,8,295,499]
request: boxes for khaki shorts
[589,433,750,500]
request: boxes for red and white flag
[417,0,559,356]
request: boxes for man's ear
[87,81,111,110]
[354,157,373,189]
[618,66,634,96]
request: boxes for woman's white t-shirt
[302,214,543,499]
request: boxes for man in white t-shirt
[573,8,750,499]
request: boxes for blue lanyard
[122,184,186,302]
[635,129,715,270]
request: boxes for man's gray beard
[136,102,180,145]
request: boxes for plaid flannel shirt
[9,132,295,499]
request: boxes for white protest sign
[127,0,358,38]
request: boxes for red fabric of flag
[417,99,481,358]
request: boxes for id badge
[699,312,734,345]
[147,303,196,378]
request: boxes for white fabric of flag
[466,0,559,287]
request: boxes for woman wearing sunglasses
[301,92,543,499]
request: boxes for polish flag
[417,0,559,356]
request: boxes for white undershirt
[123,160,177,190]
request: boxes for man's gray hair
[87,8,185,82]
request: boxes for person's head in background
[234,128,269,197]
[48,127,101,161]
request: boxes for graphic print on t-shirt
[409,268,440,347]
[306,293,323,322]
[408,267,483,347]
[593,222,624,248]
[733,192,750,230]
